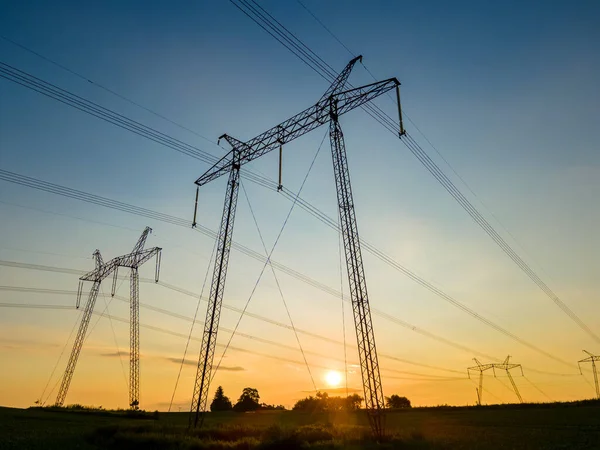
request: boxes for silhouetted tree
[293,392,363,411]
[233,387,260,412]
[210,386,233,412]
[259,402,286,410]
[385,394,411,409]
[345,393,363,410]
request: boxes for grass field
[1,402,599,449]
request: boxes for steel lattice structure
[578,350,599,399]
[190,159,241,426]
[468,355,524,405]
[189,56,404,439]
[467,358,494,406]
[110,227,162,409]
[55,228,161,408]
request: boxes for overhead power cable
[0,298,463,381]
[229,0,598,344]
[0,272,578,380]
[0,169,576,367]
[0,35,217,146]
[0,284,467,376]
[2,51,580,352]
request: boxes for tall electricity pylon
[55,249,119,406]
[468,355,524,405]
[110,227,161,409]
[55,228,161,408]
[189,55,404,439]
[578,350,599,399]
[494,355,524,403]
[467,358,494,405]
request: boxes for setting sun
[325,370,343,387]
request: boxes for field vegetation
[1,399,599,449]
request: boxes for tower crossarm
[79,257,120,282]
[468,363,494,373]
[131,226,152,254]
[318,55,363,101]
[115,247,161,268]
[195,77,399,187]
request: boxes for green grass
[1,401,599,449]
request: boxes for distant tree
[210,386,233,412]
[233,387,261,412]
[292,392,363,412]
[259,402,286,410]
[345,393,363,410]
[385,394,411,409]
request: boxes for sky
[0,0,599,411]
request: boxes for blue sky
[0,0,599,409]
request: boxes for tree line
[210,386,411,412]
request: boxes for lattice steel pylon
[55,249,112,406]
[55,228,161,408]
[578,350,600,399]
[467,358,494,405]
[189,56,405,439]
[468,355,524,405]
[494,355,524,403]
[110,227,162,409]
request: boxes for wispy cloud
[164,357,244,371]
[99,351,130,358]
[301,387,362,394]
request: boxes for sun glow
[325,370,343,387]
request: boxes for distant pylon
[55,228,161,408]
[467,355,524,405]
[467,358,494,405]
[578,350,599,399]
[109,227,161,409]
[493,355,524,403]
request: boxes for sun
[325,370,343,387]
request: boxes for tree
[233,387,260,412]
[385,394,411,409]
[292,392,363,412]
[345,393,363,410]
[210,386,233,412]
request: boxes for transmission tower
[55,228,161,408]
[110,227,161,409]
[494,355,524,403]
[578,350,599,399]
[467,358,494,405]
[189,55,404,439]
[468,355,524,405]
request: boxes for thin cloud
[301,387,362,394]
[99,351,130,358]
[164,357,244,372]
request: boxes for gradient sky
[1,0,599,411]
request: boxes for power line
[3,50,579,354]
[168,228,217,412]
[0,35,218,147]
[0,284,465,376]
[230,0,598,344]
[294,0,355,57]
[234,133,327,392]
[1,170,575,367]
[0,298,464,381]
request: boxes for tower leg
[55,281,101,406]
[130,268,140,409]
[592,360,599,399]
[506,370,523,403]
[329,112,385,439]
[190,160,241,427]
[478,371,483,405]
